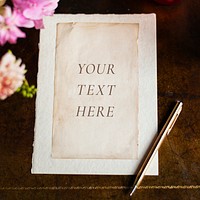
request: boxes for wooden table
[0,0,200,199]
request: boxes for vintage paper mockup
[32,14,158,175]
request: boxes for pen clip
[167,103,182,135]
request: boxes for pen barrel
[133,101,183,188]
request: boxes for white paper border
[32,14,158,175]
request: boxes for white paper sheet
[32,14,158,175]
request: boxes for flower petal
[13,9,34,28]
[23,7,43,20]
[34,19,44,29]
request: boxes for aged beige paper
[52,22,139,159]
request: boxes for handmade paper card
[32,14,158,175]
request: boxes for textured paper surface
[32,14,158,175]
[52,23,139,159]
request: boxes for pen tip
[130,185,137,196]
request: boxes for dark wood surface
[0,0,200,199]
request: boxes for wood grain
[0,0,200,199]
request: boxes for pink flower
[0,6,26,45]
[12,0,59,29]
[0,52,25,100]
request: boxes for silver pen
[130,101,183,196]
